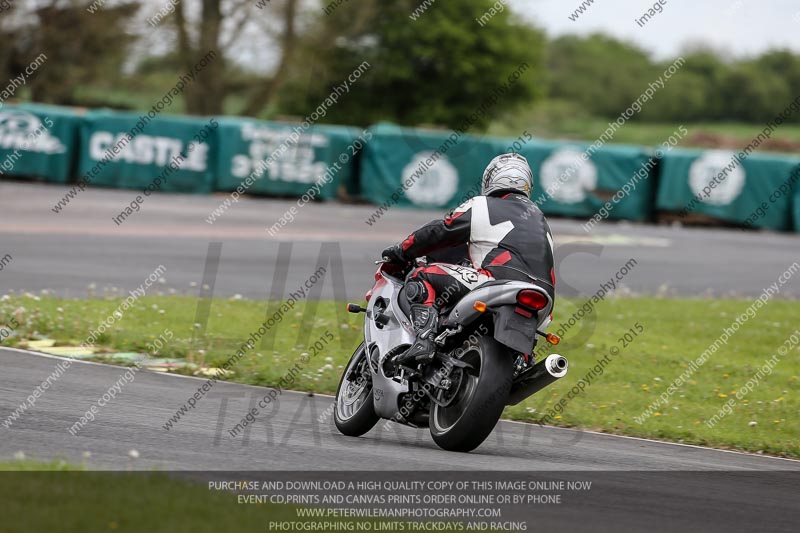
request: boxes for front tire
[429,335,512,452]
[334,342,380,437]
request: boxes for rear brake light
[517,289,548,310]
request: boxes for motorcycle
[334,259,569,452]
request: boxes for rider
[382,153,555,366]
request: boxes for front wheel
[334,342,380,437]
[429,335,513,452]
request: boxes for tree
[546,34,655,119]
[278,0,545,129]
[640,51,727,122]
[718,62,791,122]
[3,0,139,107]
[757,50,800,122]
[671,49,728,120]
[639,71,711,122]
[167,0,299,116]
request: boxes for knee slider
[405,279,429,304]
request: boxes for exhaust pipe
[507,354,568,406]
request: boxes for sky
[509,0,800,59]
[125,0,800,72]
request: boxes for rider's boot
[394,304,439,366]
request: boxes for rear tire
[429,335,512,452]
[334,342,380,437]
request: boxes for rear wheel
[429,335,512,452]
[334,342,379,436]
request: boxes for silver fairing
[364,273,414,419]
[363,276,553,420]
[447,280,554,330]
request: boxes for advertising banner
[0,103,81,183]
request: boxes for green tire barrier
[214,118,361,199]
[360,124,657,219]
[794,187,800,233]
[0,103,82,183]
[5,101,800,234]
[359,123,501,210]
[508,139,657,221]
[78,111,217,193]
[656,149,800,231]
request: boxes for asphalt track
[7,348,799,472]
[1,181,799,300]
[2,182,800,531]
[2,348,799,532]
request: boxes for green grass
[1,295,798,458]
[0,461,335,533]
[489,102,800,150]
[0,459,82,471]
[71,77,265,118]
[515,119,800,148]
[0,460,434,532]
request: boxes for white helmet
[481,153,533,198]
